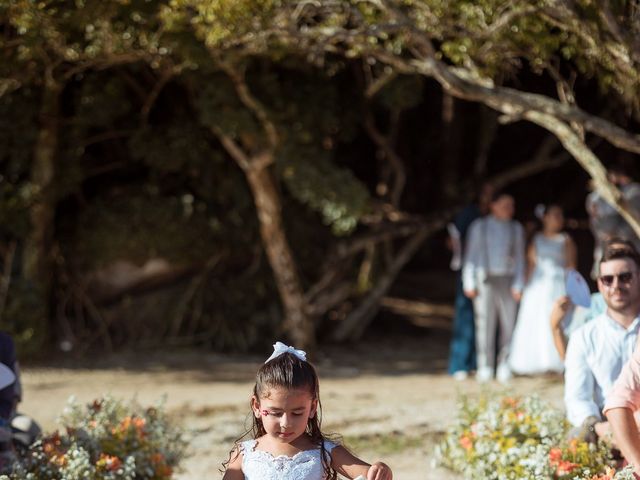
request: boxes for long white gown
[509,233,567,374]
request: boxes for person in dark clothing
[447,183,494,380]
[0,332,20,422]
[0,332,20,471]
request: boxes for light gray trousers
[472,275,517,371]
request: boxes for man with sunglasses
[565,244,640,443]
[603,257,640,474]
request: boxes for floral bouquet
[434,394,630,480]
[1,395,187,479]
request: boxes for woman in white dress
[509,204,577,375]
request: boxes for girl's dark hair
[222,352,339,479]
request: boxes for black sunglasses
[599,271,635,286]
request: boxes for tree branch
[210,126,253,171]
[141,66,179,124]
[332,228,429,341]
[216,59,279,151]
[523,109,640,238]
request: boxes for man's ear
[251,396,261,418]
[309,399,318,419]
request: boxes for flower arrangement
[1,395,187,479]
[434,394,634,480]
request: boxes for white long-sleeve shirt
[461,216,526,292]
[564,312,640,426]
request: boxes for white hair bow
[265,341,307,363]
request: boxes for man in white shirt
[462,192,525,383]
[564,243,640,441]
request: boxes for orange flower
[97,453,123,472]
[588,467,616,480]
[555,460,579,476]
[50,454,67,467]
[459,435,473,450]
[113,415,147,438]
[502,397,519,408]
[548,447,562,464]
[42,432,63,457]
[568,438,579,454]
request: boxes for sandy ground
[19,333,565,480]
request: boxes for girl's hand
[367,462,392,480]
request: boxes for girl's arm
[221,447,244,480]
[564,234,578,270]
[550,295,571,361]
[330,446,392,480]
[525,241,536,283]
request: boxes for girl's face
[252,387,317,444]
[543,206,564,232]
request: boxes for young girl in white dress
[508,204,577,375]
[222,342,393,480]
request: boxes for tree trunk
[244,160,315,351]
[208,59,315,350]
[23,74,60,314]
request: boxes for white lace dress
[240,439,337,480]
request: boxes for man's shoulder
[467,216,486,232]
[570,315,605,345]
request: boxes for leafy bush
[1,396,187,479]
[434,394,634,480]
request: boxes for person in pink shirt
[605,335,640,474]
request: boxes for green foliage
[167,0,640,111]
[0,89,37,172]
[415,0,640,108]
[266,69,369,235]
[0,90,38,238]
[193,63,371,235]
[161,0,281,48]
[128,121,258,245]
[67,189,219,269]
[1,279,48,357]
[129,124,221,173]
[74,74,134,128]
[5,0,168,63]
[279,147,370,235]
[195,71,262,142]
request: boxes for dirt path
[20,334,564,479]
